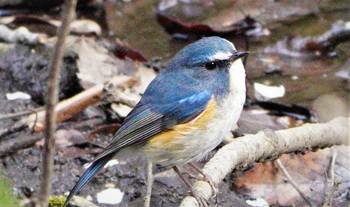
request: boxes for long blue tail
[63,153,116,206]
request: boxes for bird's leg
[180,171,197,180]
[187,163,218,199]
[172,166,194,191]
[173,166,209,207]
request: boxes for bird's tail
[63,152,116,207]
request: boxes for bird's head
[167,36,249,98]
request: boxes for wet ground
[0,0,349,206]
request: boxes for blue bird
[64,36,248,206]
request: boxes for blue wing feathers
[159,90,211,128]
[93,91,211,161]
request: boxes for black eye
[205,61,217,70]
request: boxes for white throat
[218,57,246,133]
[229,59,246,94]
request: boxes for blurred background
[0,0,349,206]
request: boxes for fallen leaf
[156,12,257,38]
[69,19,102,36]
[254,82,285,101]
[111,39,147,62]
[5,91,31,100]
[60,36,156,90]
[0,15,101,36]
[233,146,350,206]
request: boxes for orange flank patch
[148,97,217,146]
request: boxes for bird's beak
[231,51,249,62]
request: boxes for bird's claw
[183,172,198,180]
[189,176,218,207]
[187,164,218,199]
[198,174,218,199]
[192,193,209,207]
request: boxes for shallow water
[105,0,349,112]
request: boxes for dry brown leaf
[69,19,102,36]
[233,146,350,206]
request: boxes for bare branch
[179,117,349,207]
[20,76,135,132]
[0,107,43,121]
[38,1,77,207]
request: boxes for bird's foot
[173,165,218,206]
[192,193,209,207]
[199,174,218,199]
[187,163,218,199]
[182,172,197,180]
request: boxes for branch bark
[179,117,349,207]
[38,1,77,207]
[22,76,134,132]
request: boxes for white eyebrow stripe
[208,52,232,61]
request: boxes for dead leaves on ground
[232,146,350,206]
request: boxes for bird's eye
[205,61,217,70]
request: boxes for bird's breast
[142,96,239,166]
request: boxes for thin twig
[275,159,314,207]
[144,161,153,207]
[29,108,39,132]
[0,108,42,138]
[38,1,77,207]
[323,151,337,207]
[0,107,43,121]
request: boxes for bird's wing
[95,89,212,160]
[64,89,212,206]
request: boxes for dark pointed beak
[231,51,249,62]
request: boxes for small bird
[64,36,248,206]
